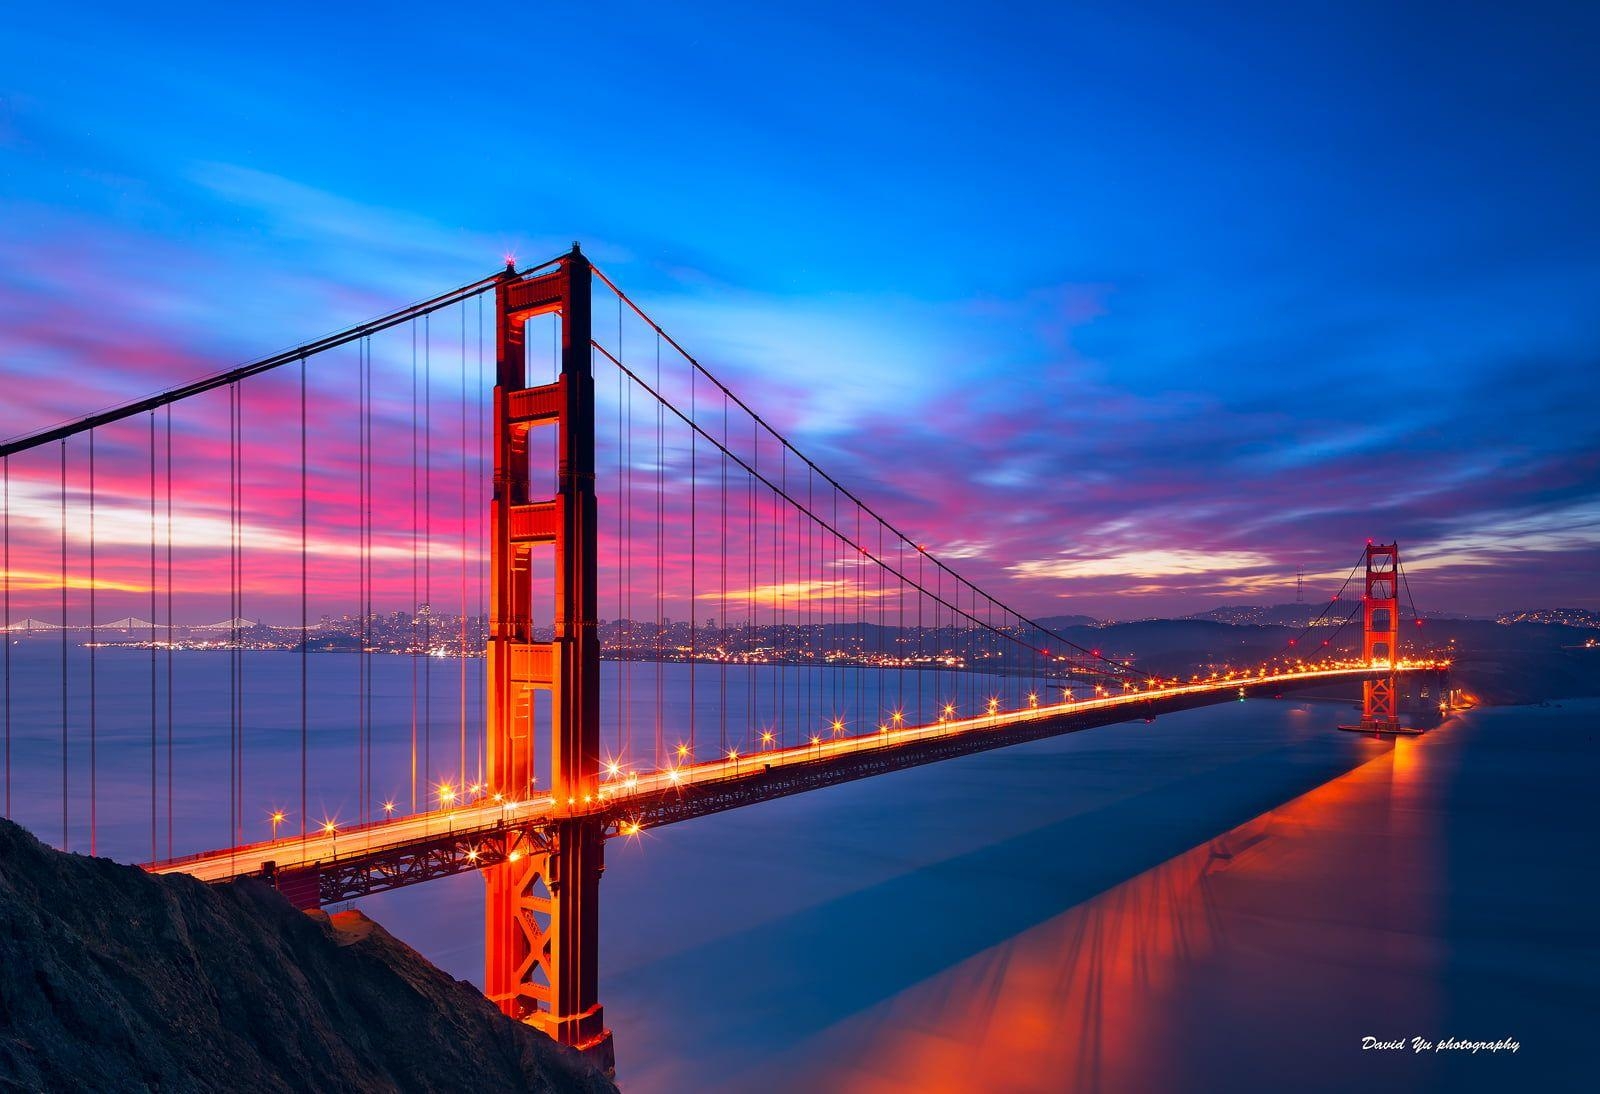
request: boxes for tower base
[530,1004,612,1072]
[572,1027,615,1077]
[1337,721,1423,736]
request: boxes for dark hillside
[0,819,616,1094]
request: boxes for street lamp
[270,810,286,839]
[438,783,457,832]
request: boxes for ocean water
[359,700,1593,1093]
[2,647,1592,1091]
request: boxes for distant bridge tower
[1359,542,1401,733]
[485,245,613,1069]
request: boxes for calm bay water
[2,646,1592,1091]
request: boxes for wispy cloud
[1009,550,1275,582]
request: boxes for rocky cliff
[0,819,617,1093]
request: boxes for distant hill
[1185,601,1360,628]
[1183,601,1491,627]
[0,819,616,1093]
[1033,614,1102,630]
[1496,608,1600,629]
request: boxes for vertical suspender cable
[60,440,68,849]
[935,553,942,719]
[830,488,838,727]
[916,546,924,727]
[617,307,630,764]
[747,420,756,748]
[807,466,814,737]
[897,537,905,723]
[986,593,993,710]
[460,305,469,787]
[237,385,246,849]
[88,431,96,855]
[354,340,364,828]
[2,457,9,819]
[719,392,727,755]
[854,503,862,737]
[688,360,697,759]
[165,406,173,858]
[300,356,308,840]
[778,447,785,745]
[238,386,246,849]
[966,586,973,716]
[801,465,808,737]
[878,520,886,726]
[365,337,375,817]
[354,341,362,829]
[655,332,664,769]
[227,387,237,857]
[364,337,374,818]
[424,314,432,793]
[616,328,625,767]
[236,385,245,851]
[356,338,367,827]
[150,413,158,860]
[477,296,486,784]
[977,588,984,713]
[410,322,419,811]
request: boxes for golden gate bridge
[0,245,1447,1070]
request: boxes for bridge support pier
[483,820,611,1069]
[484,245,613,1070]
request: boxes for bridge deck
[146,664,1441,902]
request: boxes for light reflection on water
[600,703,1587,1094]
[739,741,1444,1094]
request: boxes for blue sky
[2,1,1597,616]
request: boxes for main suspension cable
[589,265,1151,683]
[591,339,1107,671]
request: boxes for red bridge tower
[484,245,613,1069]
[1359,542,1401,733]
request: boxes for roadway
[147,660,1445,886]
